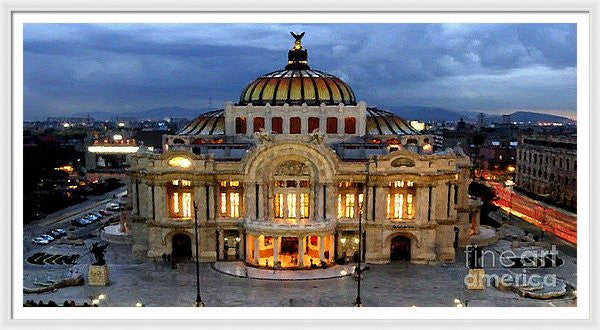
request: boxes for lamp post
[354,158,371,307]
[193,201,205,307]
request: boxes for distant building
[515,135,576,210]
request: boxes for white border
[8,10,592,323]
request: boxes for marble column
[298,236,305,268]
[319,235,325,261]
[245,235,251,263]
[273,236,279,267]
[218,229,224,260]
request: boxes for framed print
[3,1,598,328]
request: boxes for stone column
[218,229,224,260]
[194,183,207,222]
[245,235,251,263]
[283,115,290,134]
[253,235,260,265]
[328,235,334,262]
[416,184,429,225]
[301,116,308,134]
[208,183,215,221]
[374,185,387,223]
[337,116,344,133]
[273,236,279,266]
[298,235,305,268]
[319,235,325,261]
[325,184,337,220]
[265,117,272,134]
[154,183,167,220]
[246,114,253,137]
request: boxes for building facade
[515,135,577,210]
[126,34,480,268]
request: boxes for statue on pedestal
[91,242,108,266]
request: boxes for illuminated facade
[127,33,481,268]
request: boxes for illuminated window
[337,181,364,220]
[387,180,416,220]
[273,178,310,222]
[274,193,284,218]
[287,194,297,218]
[300,193,309,218]
[168,180,193,219]
[218,181,244,218]
[168,156,192,168]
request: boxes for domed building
[126,33,481,269]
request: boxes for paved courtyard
[23,223,577,307]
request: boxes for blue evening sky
[23,23,577,120]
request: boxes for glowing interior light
[173,193,179,213]
[182,193,192,218]
[87,146,139,154]
[168,156,192,168]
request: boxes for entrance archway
[172,233,192,260]
[390,235,411,261]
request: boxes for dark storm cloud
[23,23,577,120]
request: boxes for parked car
[91,211,104,219]
[32,237,49,245]
[39,234,55,242]
[99,210,111,216]
[71,218,89,226]
[54,228,66,235]
[46,230,64,238]
[107,203,120,211]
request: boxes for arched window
[308,117,320,133]
[235,117,247,134]
[290,117,301,134]
[273,161,311,222]
[326,117,338,134]
[172,138,185,145]
[271,117,283,134]
[168,179,193,219]
[344,117,356,134]
[253,117,265,133]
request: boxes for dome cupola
[238,32,356,107]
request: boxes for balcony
[245,217,334,233]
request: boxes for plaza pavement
[22,225,577,307]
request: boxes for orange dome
[238,69,356,106]
[238,32,356,106]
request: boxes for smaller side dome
[177,109,225,135]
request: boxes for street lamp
[354,158,372,307]
[193,201,205,307]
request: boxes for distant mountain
[503,111,576,124]
[384,105,575,124]
[69,106,207,120]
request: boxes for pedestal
[88,265,109,286]
[465,268,485,290]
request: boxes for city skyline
[24,23,577,120]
